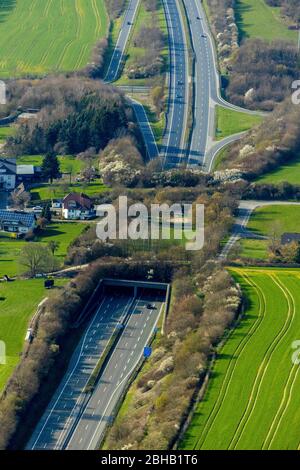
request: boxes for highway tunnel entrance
[75,279,171,327]
[102,279,169,300]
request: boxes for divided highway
[104,0,262,171]
[161,0,189,169]
[104,0,189,166]
[67,293,164,449]
[184,0,263,170]
[27,291,165,450]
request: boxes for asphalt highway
[27,291,165,450]
[67,292,164,450]
[162,0,189,169]
[27,294,133,450]
[183,0,264,170]
[104,0,140,83]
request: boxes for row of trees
[219,97,300,177]
[206,0,238,72]
[104,0,126,19]
[226,39,299,111]
[266,0,300,24]
[125,1,166,80]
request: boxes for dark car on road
[147,303,156,310]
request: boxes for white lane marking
[30,297,129,450]
[86,302,165,450]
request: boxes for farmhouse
[62,192,95,220]
[0,158,16,190]
[0,210,36,235]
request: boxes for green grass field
[0,126,15,143]
[0,0,108,77]
[240,205,300,260]
[0,222,86,277]
[256,154,300,185]
[17,154,84,175]
[247,205,300,236]
[235,0,297,42]
[216,106,263,140]
[181,268,300,450]
[30,178,107,202]
[0,278,67,392]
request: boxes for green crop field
[235,0,297,42]
[216,106,263,140]
[181,268,300,450]
[0,278,67,392]
[0,0,108,77]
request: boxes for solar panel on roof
[0,211,35,227]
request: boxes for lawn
[240,205,300,259]
[239,239,269,260]
[0,222,86,277]
[0,0,109,77]
[247,205,300,237]
[17,155,85,175]
[0,278,67,393]
[30,179,107,202]
[0,126,15,143]
[115,0,168,86]
[235,0,297,42]
[216,106,263,140]
[256,154,300,185]
[181,268,300,449]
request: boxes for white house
[62,192,95,220]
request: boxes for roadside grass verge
[0,278,67,393]
[215,106,263,140]
[235,0,297,42]
[181,268,300,450]
[101,1,127,77]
